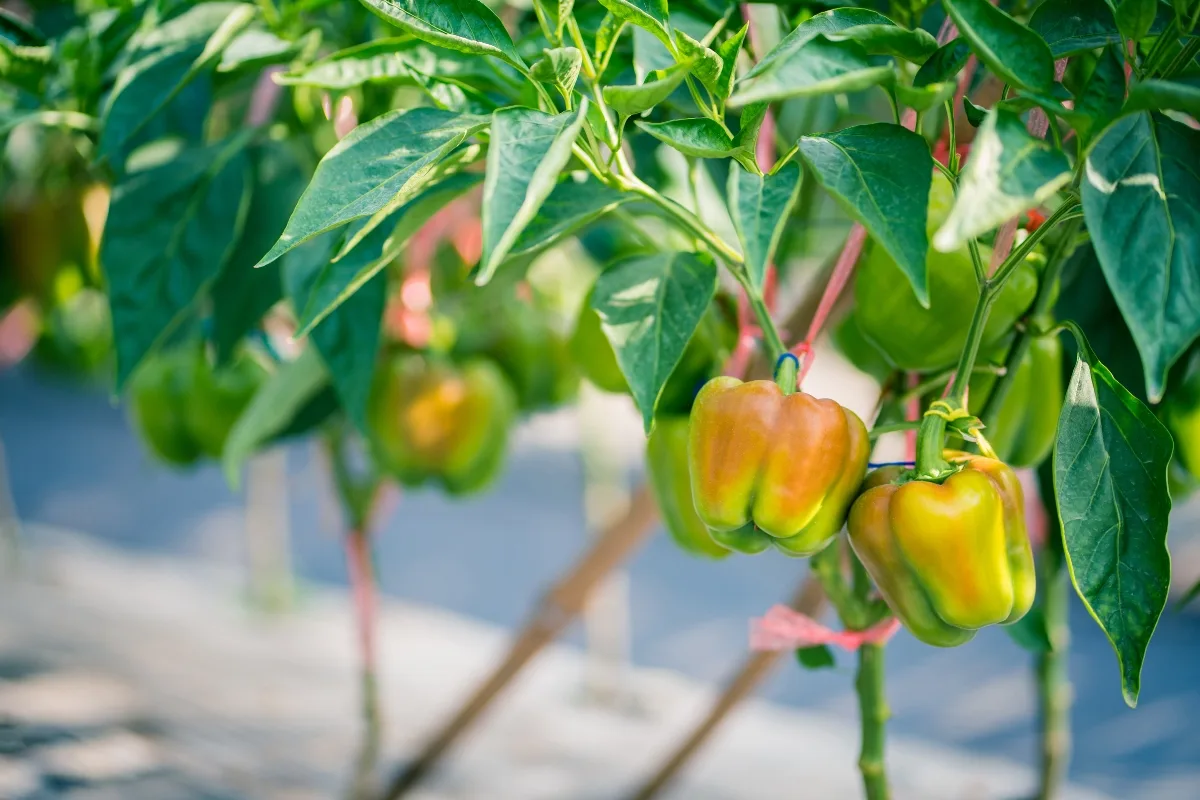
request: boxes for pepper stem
[856,643,891,800]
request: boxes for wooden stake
[627,577,826,800]
[378,482,660,799]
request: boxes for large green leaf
[943,0,1056,95]
[102,138,251,387]
[1029,0,1121,57]
[478,102,588,285]
[1115,0,1157,41]
[224,346,330,485]
[603,61,690,118]
[798,123,932,306]
[0,7,45,46]
[598,0,671,49]
[635,117,757,170]
[295,173,481,335]
[1125,76,1200,118]
[715,23,748,101]
[1054,338,1173,708]
[210,141,311,364]
[506,178,631,261]
[1082,112,1200,403]
[913,38,971,87]
[357,0,524,67]
[742,8,923,81]
[1072,45,1126,145]
[730,34,890,106]
[276,38,422,89]
[728,162,802,293]
[254,108,487,268]
[284,229,384,434]
[591,251,717,432]
[99,5,256,160]
[933,108,1071,251]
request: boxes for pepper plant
[3,0,1200,797]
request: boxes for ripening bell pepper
[688,378,870,556]
[646,416,731,559]
[847,452,1036,647]
[966,333,1063,468]
[368,353,516,495]
[853,172,1040,372]
[128,347,204,468]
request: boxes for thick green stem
[856,644,891,800]
[1038,549,1072,800]
[740,275,787,361]
[620,174,745,265]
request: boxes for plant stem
[867,421,922,439]
[1038,546,1072,800]
[856,643,891,800]
[619,174,746,266]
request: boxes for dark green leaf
[0,41,52,93]
[798,123,932,306]
[100,5,256,161]
[796,644,836,670]
[1082,112,1200,403]
[296,173,482,336]
[255,108,487,268]
[826,21,937,63]
[1054,341,1173,707]
[732,102,768,154]
[603,61,690,118]
[913,38,971,88]
[507,178,631,261]
[210,141,311,363]
[598,0,671,49]
[1115,0,1157,41]
[743,8,918,81]
[934,108,1070,251]
[530,46,582,96]
[715,23,748,101]
[224,346,329,485]
[478,103,588,285]
[0,7,45,46]
[1073,45,1126,145]
[963,96,987,127]
[1029,0,1121,57]
[635,117,756,170]
[728,162,802,293]
[103,138,252,387]
[592,251,718,432]
[358,0,524,67]
[943,0,1056,94]
[1125,75,1200,118]
[896,76,956,111]
[284,229,384,434]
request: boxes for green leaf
[962,96,987,127]
[796,644,836,670]
[913,38,971,88]
[633,24,674,82]
[827,21,937,63]
[732,101,768,155]
[1029,0,1121,57]
[1073,45,1127,145]
[1004,604,1053,653]
[798,123,932,307]
[218,27,305,72]
[730,34,890,106]
[103,138,252,387]
[674,29,722,95]
[896,76,956,111]
[0,7,46,46]
[224,346,329,486]
[284,229,384,434]
[715,23,748,101]
[1115,0,1157,41]
[943,0,1056,95]
[1054,341,1173,708]
[635,117,755,169]
[934,109,1071,252]
[591,251,717,432]
[100,5,256,161]
[296,173,482,335]
[595,13,627,71]
[507,178,631,262]
[255,108,487,268]
[210,141,311,363]
[530,46,582,96]
[1082,112,1200,403]
[534,0,574,41]
[1125,75,1200,118]
[276,38,421,89]
[0,40,52,93]
[728,162,802,293]
[357,0,524,67]
[478,102,588,285]
[598,0,671,49]
[743,8,916,81]
[603,61,690,118]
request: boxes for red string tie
[751,605,901,652]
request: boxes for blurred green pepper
[646,416,731,559]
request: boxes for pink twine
[751,605,901,652]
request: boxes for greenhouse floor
[0,528,1114,800]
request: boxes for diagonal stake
[378,482,660,799]
[626,577,826,800]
